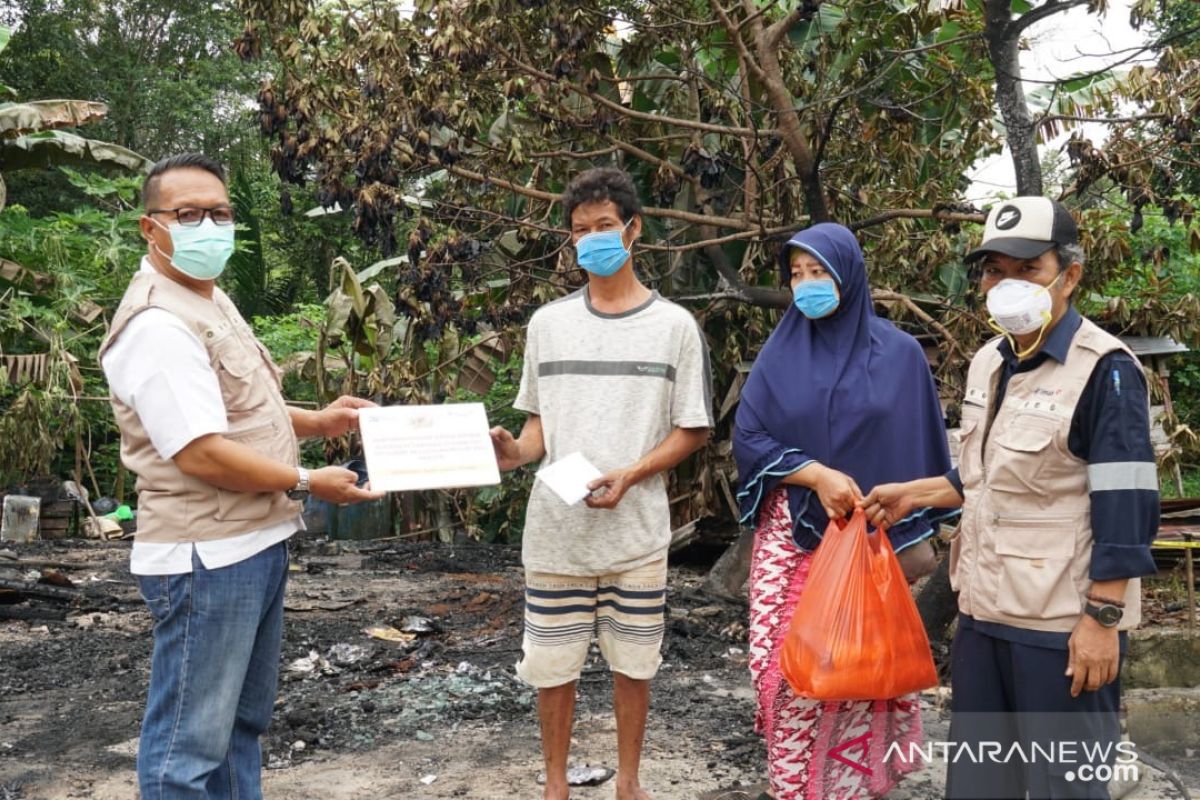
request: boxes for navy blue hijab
[733,223,956,550]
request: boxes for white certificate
[358,403,501,492]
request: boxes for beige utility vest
[99,269,300,544]
[950,316,1141,632]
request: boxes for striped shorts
[515,557,668,688]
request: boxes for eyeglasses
[147,206,236,226]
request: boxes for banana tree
[0,25,151,213]
[0,24,151,490]
[0,22,150,299]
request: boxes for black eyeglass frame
[146,206,236,226]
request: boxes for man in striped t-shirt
[491,168,712,800]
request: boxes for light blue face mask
[792,279,840,319]
[152,218,235,280]
[575,221,632,277]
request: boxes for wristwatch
[287,467,310,501]
[1083,601,1123,628]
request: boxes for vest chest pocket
[988,418,1057,495]
[211,336,260,377]
[209,332,268,410]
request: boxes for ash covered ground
[0,537,769,799]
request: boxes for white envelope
[536,452,604,506]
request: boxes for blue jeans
[136,541,289,799]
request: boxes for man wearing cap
[862,197,1158,799]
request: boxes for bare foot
[615,781,651,800]
[543,782,570,800]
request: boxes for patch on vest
[965,386,989,404]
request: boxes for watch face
[1097,605,1122,626]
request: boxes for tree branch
[812,95,849,173]
[709,1,768,83]
[605,135,691,180]
[741,0,830,220]
[442,161,753,231]
[528,146,619,160]
[884,32,982,56]
[984,0,1043,194]
[766,5,816,49]
[849,208,985,231]
[641,225,797,253]
[501,53,766,138]
[873,290,970,363]
[1009,0,1090,35]
[1037,112,1170,127]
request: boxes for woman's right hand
[810,464,863,521]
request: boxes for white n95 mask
[985,277,1057,335]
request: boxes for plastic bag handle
[831,508,887,549]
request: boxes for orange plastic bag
[779,508,938,701]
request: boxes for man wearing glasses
[99,153,382,799]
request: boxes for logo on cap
[995,206,1022,230]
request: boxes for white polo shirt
[100,259,302,575]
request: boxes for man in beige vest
[99,153,382,799]
[863,197,1158,799]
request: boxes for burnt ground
[0,536,771,799]
[1,537,1197,799]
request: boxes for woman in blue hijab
[733,223,955,799]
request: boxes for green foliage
[0,0,1197,540]
[0,168,144,492]
[0,0,265,217]
[1169,353,1200,441]
[252,303,325,403]
[0,30,151,212]
[1081,205,1200,347]
[452,352,533,542]
[0,366,81,486]
[1160,464,1200,500]
[0,0,263,159]
[252,303,326,358]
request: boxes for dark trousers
[945,622,1122,800]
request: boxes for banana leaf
[0,100,109,138]
[0,130,151,173]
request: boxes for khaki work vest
[950,316,1142,632]
[98,268,300,544]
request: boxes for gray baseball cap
[965,197,1079,263]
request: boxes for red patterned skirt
[748,487,924,799]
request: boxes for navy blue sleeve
[945,467,964,498]
[732,408,814,528]
[1068,352,1159,581]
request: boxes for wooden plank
[669,520,699,552]
[41,501,77,518]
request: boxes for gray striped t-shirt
[514,288,713,576]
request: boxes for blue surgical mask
[575,221,632,277]
[792,279,840,319]
[152,218,235,280]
